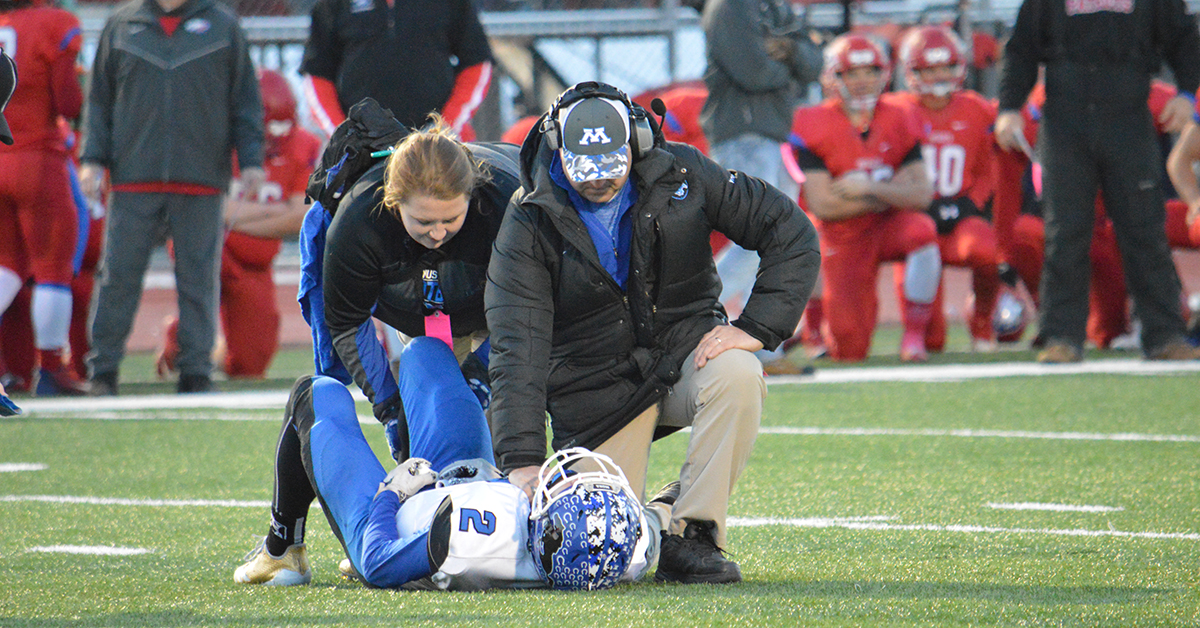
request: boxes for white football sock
[32,284,73,350]
[0,266,22,315]
[903,244,942,305]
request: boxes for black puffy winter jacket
[485,111,820,471]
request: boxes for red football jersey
[657,87,709,155]
[885,90,997,208]
[261,126,322,202]
[790,98,925,235]
[0,6,81,152]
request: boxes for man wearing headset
[486,81,820,584]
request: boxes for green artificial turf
[2,346,1198,626]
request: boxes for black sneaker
[90,371,119,397]
[648,481,681,507]
[655,520,741,584]
[178,374,214,394]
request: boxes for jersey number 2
[459,508,496,535]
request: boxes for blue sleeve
[65,159,90,274]
[301,201,400,416]
[336,316,401,419]
[359,492,436,587]
[298,203,352,383]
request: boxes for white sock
[903,244,942,305]
[0,266,22,314]
[32,284,73,350]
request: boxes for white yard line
[766,358,1200,384]
[5,495,1193,542]
[1,495,269,508]
[988,502,1124,512]
[0,463,47,472]
[727,517,1200,541]
[27,545,151,556]
[12,358,1200,417]
[15,389,369,417]
[757,427,1200,443]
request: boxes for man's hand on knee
[693,325,763,369]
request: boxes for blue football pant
[282,337,493,576]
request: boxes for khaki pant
[592,346,765,549]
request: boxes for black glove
[459,352,491,410]
[375,393,409,462]
[926,196,981,235]
[997,262,1020,288]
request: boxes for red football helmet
[821,34,892,113]
[899,26,967,97]
[258,69,297,140]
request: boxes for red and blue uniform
[220,126,321,377]
[0,4,82,287]
[885,89,1001,349]
[790,98,937,361]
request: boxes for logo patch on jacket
[423,268,444,310]
[350,0,374,13]
[673,181,689,200]
[184,18,210,34]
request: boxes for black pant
[1039,104,1185,353]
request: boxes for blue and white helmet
[528,448,643,590]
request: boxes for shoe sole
[654,569,742,585]
[233,567,312,586]
[0,395,20,416]
[338,558,360,580]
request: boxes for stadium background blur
[64,0,1028,142]
[49,0,1200,353]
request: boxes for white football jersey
[395,480,656,591]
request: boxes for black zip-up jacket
[300,0,491,130]
[998,0,1200,114]
[323,142,521,418]
[82,0,263,186]
[485,111,820,472]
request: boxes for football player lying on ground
[234,336,669,590]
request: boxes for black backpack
[305,97,410,216]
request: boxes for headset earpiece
[628,109,653,160]
[540,114,560,151]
